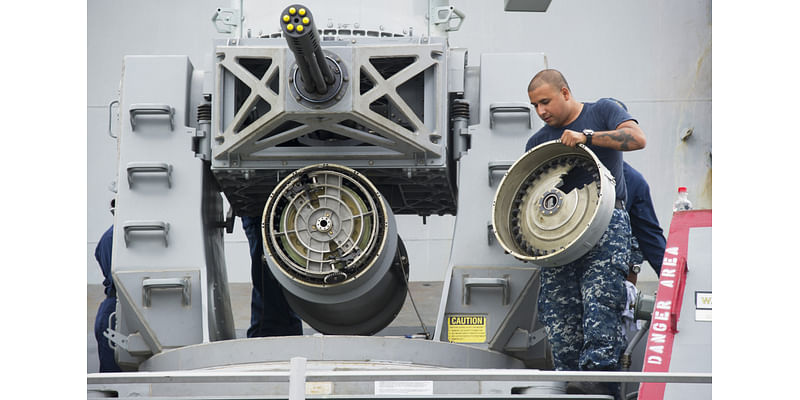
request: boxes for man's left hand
[560,129,585,147]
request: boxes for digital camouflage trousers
[537,208,631,371]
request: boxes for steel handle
[126,162,173,188]
[122,220,170,247]
[108,100,120,138]
[463,277,509,305]
[487,161,514,187]
[669,257,688,333]
[142,277,190,307]
[130,103,174,131]
[489,102,532,129]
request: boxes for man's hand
[560,129,585,147]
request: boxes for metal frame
[210,37,447,166]
[88,364,710,399]
[89,369,712,385]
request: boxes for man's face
[528,83,570,127]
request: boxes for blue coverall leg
[94,297,121,372]
[94,225,122,372]
[241,215,303,337]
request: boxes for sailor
[623,161,667,280]
[93,199,122,372]
[241,215,303,337]
[621,162,667,341]
[525,69,647,397]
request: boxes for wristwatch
[582,129,594,146]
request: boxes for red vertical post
[638,209,711,400]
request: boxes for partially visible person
[241,215,303,337]
[623,161,667,280]
[94,199,122,372]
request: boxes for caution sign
[447,315,487,343]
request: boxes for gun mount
[211,3,455,219]
[93,3,712,399]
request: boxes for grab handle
[142,277,190,307]
[126,162,173,189]
[122,220,170,248]
[463,277,509,305]
[489,102,532,129]
[130,103,174,131]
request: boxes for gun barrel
[280,4,333,94]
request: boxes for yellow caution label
[447,315,487,343]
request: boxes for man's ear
[561,86,570,100]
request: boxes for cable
[397,253,430,339]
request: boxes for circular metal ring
[292,55,345,104]
[492,141,615,266]
[265,165,381,285]
[260,163,409,335]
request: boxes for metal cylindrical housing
[492,141,616,267]
[262,163,407,335]
[280,4,334,94]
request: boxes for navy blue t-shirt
[623,162,667,275]
[525,98,636,201]
[95,225,115,297]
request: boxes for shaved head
[527,69,581,128]
[528,69,571,93]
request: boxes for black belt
[615,199,625,210]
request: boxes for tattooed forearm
[601,128,636,150]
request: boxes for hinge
[212,8,242,34]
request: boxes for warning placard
[447,315,487,343]
[695,291,712,322]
